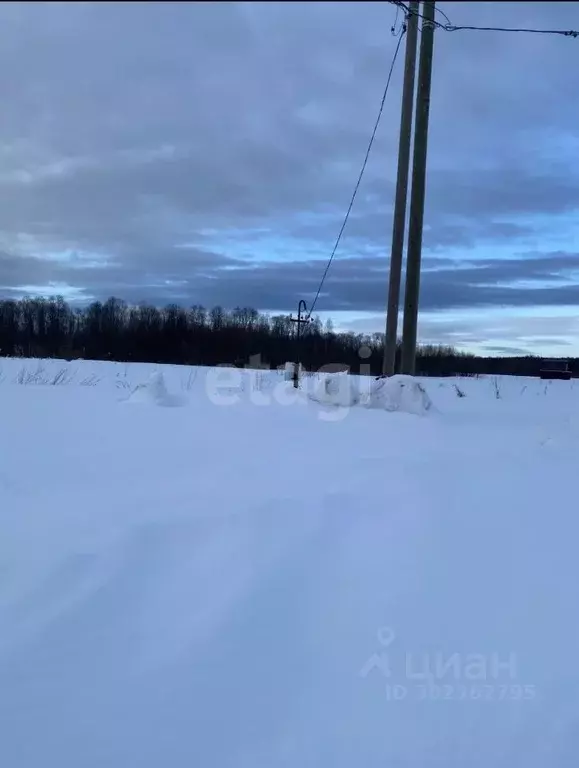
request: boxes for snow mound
[365,374,432,415]
[308,371,360,408]
[124,371,186,408]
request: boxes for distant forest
[0,295,572,378]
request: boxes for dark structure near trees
[539,359,571,381]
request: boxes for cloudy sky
[1,1,579,355]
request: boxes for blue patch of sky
[34,248,112,269]
[6,282,92,301]
[189,203,579,270]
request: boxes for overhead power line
[389,0,579,37]
[306,24,407,320]
[443,25,579,37]
[432,5,452,28]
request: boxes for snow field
[1,357,579,767]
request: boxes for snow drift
[365,374,433,415]
[123,371,186,407]
[307,372,432,416]
[307,371,360,408]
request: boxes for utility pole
[289,299,310,388]
[400,0,436,375]
[382,1,420,377]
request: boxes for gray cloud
[4,243,579,316]
[0,1,579,330]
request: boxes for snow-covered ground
[1,357,579,767]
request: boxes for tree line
[0,296,572,377]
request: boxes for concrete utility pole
[400,0,436,375]
[382,1,420,377]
